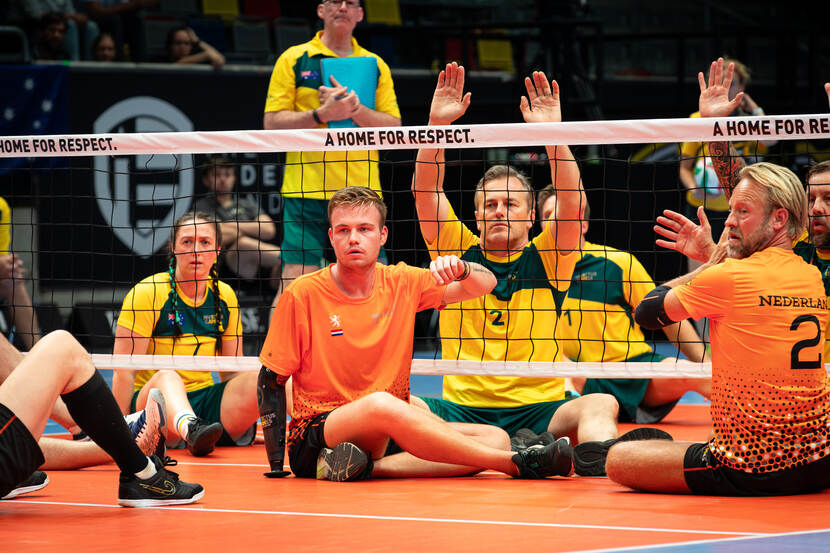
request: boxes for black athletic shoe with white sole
[573,427,673,477]
[512,437,573,479]
[316,442,373,482]
[2,471,49,500]
[118,455,204,507]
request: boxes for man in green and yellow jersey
[412,63,669,477]
[537,189,710,424]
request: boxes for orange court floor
[2,404,830,553]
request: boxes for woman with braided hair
[112,212,259,457]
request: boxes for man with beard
[656,59,830,359]
[611,160,830,496]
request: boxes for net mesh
[2,114,830,376]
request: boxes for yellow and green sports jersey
[264,31,401,200]
[560,242,655,362]
[117,273,241,393]
[793,230,830,361]
[424,205,578,408]
[0,196,11,254]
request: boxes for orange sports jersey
[674,247,830,473]
[259,262,446,452]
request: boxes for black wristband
[456,261,471,281]
[312,109,323,125]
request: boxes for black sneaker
[118,455,204,507]
[2,471,49,499]
[316,442,373,482]
[510,429,556,451]
[185,418,224,457]
[510,428,538,451]
[512,437,573,479]
[573,427,673,477]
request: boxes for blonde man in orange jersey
[607,162,830,496]
[256,186,575,481]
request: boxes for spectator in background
[32,12,71,60]
[91,31,116,61]
[263,0,401,311]
[193,157,281,292]
[7,0,98,60]
[0,197,41,351]
[165,27,225,68]
[81,0,158,60]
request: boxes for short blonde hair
[740,162,806,240]
[328,186,387,227]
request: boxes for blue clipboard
[320,56,378,128]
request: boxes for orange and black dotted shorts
[683,442,830,496]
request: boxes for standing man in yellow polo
[264,0,401,309]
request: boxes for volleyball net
[2,112,830,377]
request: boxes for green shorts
[419,396,573,436]
[581,351,677,424]
[131,381,255,447]
[281,197,387,267]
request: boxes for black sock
[60,370,147,475]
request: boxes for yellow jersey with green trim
[0,197,10,254]
[793,230,830,361]
[264,31,400,200]
[560,242,655,362]
[425,205,577,407]
[117,273,242,393]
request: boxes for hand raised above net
[698,57,744,119]
[429,62,471,126]
[520,71,562,124]
[654,207,717,263]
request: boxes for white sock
[134,457,157,480]
[174,411,197,440]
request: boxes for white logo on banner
[93,97,194,258]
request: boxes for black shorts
[0,402,45,498]
[683,442,830,496]
[288,411,403,479]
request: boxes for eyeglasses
[322,0,360,7]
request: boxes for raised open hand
[654,207,717,263]
[519,71,561,123]
[429,62,471,125]
[698,58,744,118]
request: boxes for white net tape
[89,354,717,378]
[2,114,830,157]
[10,114,830,379]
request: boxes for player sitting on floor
[536,190,710,423]
[611,160,830,496]
[113,212,258,457]
[0,330,203,506]
[0,332,167,470]
[410,62,670,476]
[257,186,574,481]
